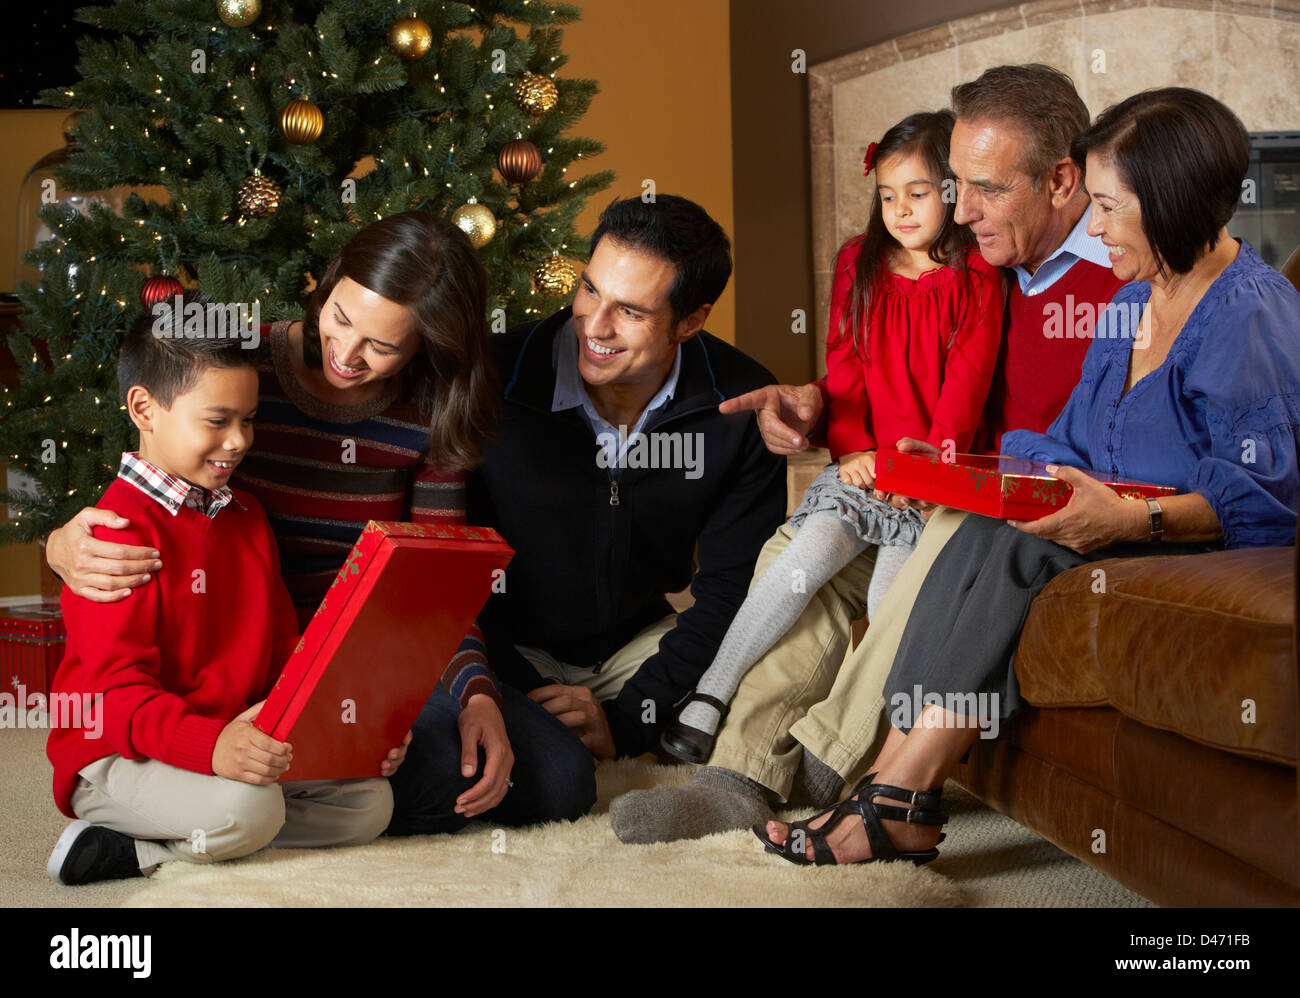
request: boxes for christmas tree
[1,0,612,544]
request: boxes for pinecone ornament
[237,171,281,219]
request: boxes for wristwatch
[1145,497,1163,542]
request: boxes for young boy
[46,297,393,886]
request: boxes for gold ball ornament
[515,74,558,117]
[237,171,281,219]
[278,99,323,145]
[532,254,580,298]
[217,0,262,28]
[388,16,432,60]
[497,138,543,184]
[451,199,496,249]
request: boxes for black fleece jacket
[466,307,786,756]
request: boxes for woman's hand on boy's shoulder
[46,507,162,603]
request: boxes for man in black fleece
[468,194,786,764]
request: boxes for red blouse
[821,239,1005,460]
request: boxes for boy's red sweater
[46,478,299,817]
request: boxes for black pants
[385,682,597,836]
[883,513,1205,730]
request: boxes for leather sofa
[953,542,1297,907]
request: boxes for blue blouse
[1001,240,1300,549]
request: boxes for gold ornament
[278,99,323,145]
[388,16,432,60]
[515,73,559,117]
[533,253,580,298]
[237,171,281,218]
[217,0,262,28]
[451,199,496,249]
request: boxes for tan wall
[1,108,72,292]
[564,0,734,344]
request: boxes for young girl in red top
[662,110,1005,764]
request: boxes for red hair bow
[863,141,879,175]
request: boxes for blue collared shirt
[1012,206,1113,296]
[551,317,682,465]
[1002,240,1300,549]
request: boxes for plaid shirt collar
[117,452,240,519]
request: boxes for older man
[613,64,1127,843]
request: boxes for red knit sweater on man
[46,478,299,817]
[980,259,1126,450]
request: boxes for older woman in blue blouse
[756,87,1300,867]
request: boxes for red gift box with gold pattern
[255,521,513,780]
[874,449,1178,521]
[1,603,65,702]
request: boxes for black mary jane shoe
[659,692,731,765]
[752,772,949,866]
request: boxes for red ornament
[497,138,542,184]
[141,274,184,310]
[863,141,879,176]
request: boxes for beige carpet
[3,727,1151,907]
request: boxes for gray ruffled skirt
[788,463,926,546]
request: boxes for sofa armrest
[1016,546,1297,767]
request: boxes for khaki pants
[70,754,393,872]
[709,507,970,801]
[517,614,677,702]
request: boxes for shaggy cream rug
[3,727,1149,907]
[123,759,966,907]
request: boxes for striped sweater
[229,320,497,707]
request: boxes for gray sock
[796,750,845,809]
[679,512,867,736]
[610,766,775,844]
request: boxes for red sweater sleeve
[71,524,227,776]
[824,240,875,457]
[925,256,1007,453]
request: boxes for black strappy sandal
[752,772,949,866]
[659,692,730,764]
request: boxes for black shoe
[660,692,730,765]
[47,820,145,886]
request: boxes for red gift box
[1,602,65,703]
[874,448,1178,521]
[255,521,513,780]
